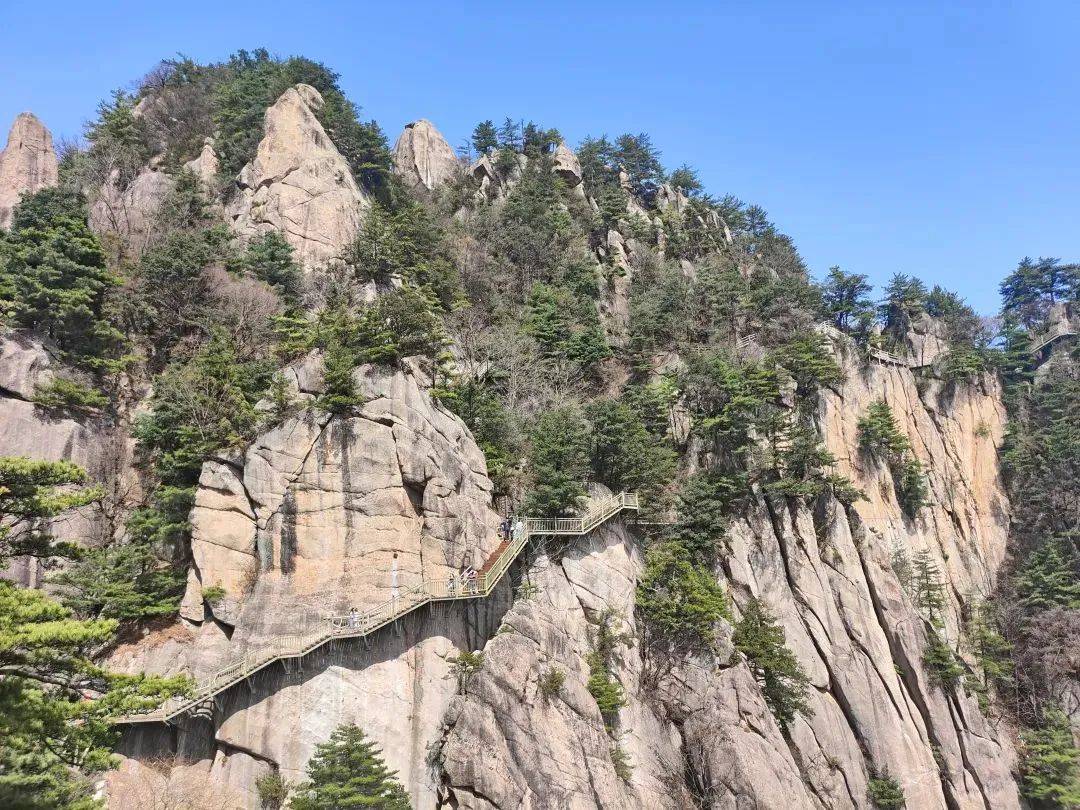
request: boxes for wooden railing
[116,492,639,724]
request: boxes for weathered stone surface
[0,332,109,586]
[0,112,58,229]
[112,358,506,808]
[393,119,459,190]
[551,141,582,187]
[89,167,175,256]
[228,84,369,270]
[183,138,220,187]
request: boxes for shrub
[255,772,289,810]
[538,667,566,700]
[586,658,626,725]
[922,630,966,690]
[733,599,811,732]
[868,771,906,808]
[610,743,633,782]
[32,378,109,412]
[447,651,484,692]
[201,585,226,604]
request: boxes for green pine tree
[1020,708,1080,808]
[0,188,123,368]
[733,598,811,732]
[290,724,410,810]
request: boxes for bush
[255,772,289,810]
[922,630,966,690]
[733,599,811,732]
[447,651,484,692]
[586,610,629,727]
[538,667,566,700]
[32,378,109,412]
[610,742,633,782]
[868,771,906,808]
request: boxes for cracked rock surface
[228,84,369,270]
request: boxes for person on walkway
[390,552,400,610]
[514,518,525,542]
[447,572,457,596]
[499,517,511,543]
[466,566,478,594]
[348,607,359,630]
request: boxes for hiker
[466,566,478,594]
[390,552,400,605]
[447,572,457,596]
[500,516,511,542]
[514,518,525,542]
[348,607,359,629]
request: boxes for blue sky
[2,0,1077,313]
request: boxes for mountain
[0,50,1077,810]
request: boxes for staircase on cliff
[116,492,640,724]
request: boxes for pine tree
[1014,540,1080,613]
[911,550,947,624]
[733,599,811,731]
[1020,708,1080,808]
[822,266,874,333]
[0,457,101,561]
[523,407,591,517]
[290,724,410,810]
[233,231,301,303]
[471,120,498,155]
[0,188,123,367]
[0,465,188,808]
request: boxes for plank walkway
[116,492,639,724]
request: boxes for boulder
[228,84,369,270]
[393,119,459,191]
[551,141,582,187]
[0,112,58,229]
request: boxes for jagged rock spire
[0,112,58,229]
[392,119,459,191]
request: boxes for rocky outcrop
[111,357,507,808]
[0,332,108,586]
[393,119,459,191]
[434,339,1021,810]
[437,520,816,809]
[89,166,175,257]
[0,112,58,229]
[228,84,369,270]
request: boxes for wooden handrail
[116,492,640,724]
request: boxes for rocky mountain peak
[392,118,459,191]
[0,111,58,229]
[228,83,369,269]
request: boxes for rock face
[228,84,369,269]
[0,332,107,586]
[435,336,1021,810]
[0,112,58,228]
[111,358,508,808]
[89,167,175,257]
[393,119,459,191]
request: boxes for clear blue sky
[3,0,1078,313]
